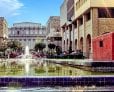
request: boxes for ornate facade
[9,22,46,50]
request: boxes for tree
[48,43,56,50]
[48,43,56,55]
[34,43,46,52]
[7,40,22,51]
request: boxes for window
[33,39,35,41]
[86,12,91,21]
[35,30,37,34]
[73,21,77,28]
[79,17,83,25]
[24,39,26,41]
[26,30,29,34]
[99,41,103,47]
[39,31,42,34]
[12,31,14,35]
[98,8,114,18]
[66,26,68,30]
[17,31,20,35]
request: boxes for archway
[75,39,77,50]
[67,39,68,51]
[80,37,83,52]
[86,34,91,58]
[70,41,72,52]
[64,40,65,51]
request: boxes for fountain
[18,45,44,76]
[20,45,32,76]
[25,46,29,56]
[24,46,31,76]
[0,46,113,91]
[23,45,31,59]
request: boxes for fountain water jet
[23,45,31,76]
[25,45,29,56]
[18,45,43,76]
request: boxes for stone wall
[98,18,114,35]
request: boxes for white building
[9,22,46,50]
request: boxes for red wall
[93,32,114,61]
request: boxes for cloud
[0,0,23,17]
[12,12,21,16]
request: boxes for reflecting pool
[0,59,114,91]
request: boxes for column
[64,26,68,51]
[61,27,65,52]
[68,24,72,53]
[83,15,87,57]
[72,23,75,51]
[77,20,79,50]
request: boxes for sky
[0,0,63,27]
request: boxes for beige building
[60,0,68,51]
[0,17,8,48]
[61,0,114,58]
[46,16,62,50]
[61,0,74,53]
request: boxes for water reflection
[0,59,114,76]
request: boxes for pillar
[77,20,79,50]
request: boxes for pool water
[0,87,66,92]
[0,87,82,92]
[0,60,114,76]
[0,86,114,92]
[0,59,114,91]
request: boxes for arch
[64,40,65,51]
[17,31,20,35]
[75,39,77,50]
[86,34,91,58]
[67,39,68,51]
[70,41,72,52]
[80,37,83,52]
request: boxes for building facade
[61,0,74,53]
[0,17,8,48]
[61,0,114,58]
[46,16,62,49]
[9,22,46,50]
[60,0,68,52]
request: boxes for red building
[93,32,114,61]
